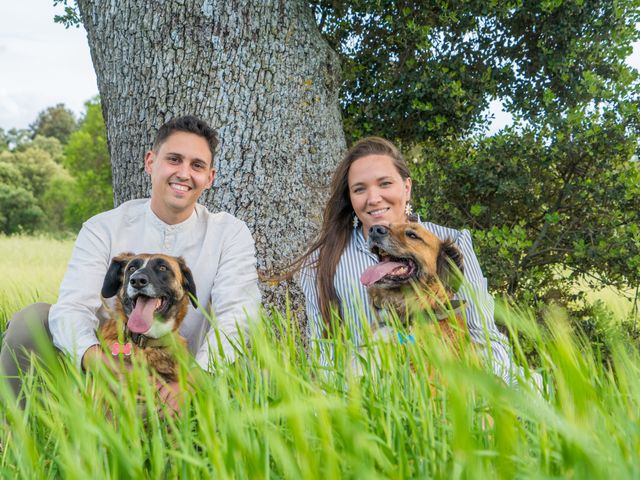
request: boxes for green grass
[1,235,640,479]
[582,283,637,318]
[0,235,73,330]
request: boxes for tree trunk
[76,0,344,315]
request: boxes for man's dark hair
[152,116,218,167]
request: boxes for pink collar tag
[111,342,132,356]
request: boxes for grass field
[0,235,73,330]
[1,235,639,479]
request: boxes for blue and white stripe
[299,221,525,385]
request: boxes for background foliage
[0,97,112,235]
[312,0,640,335]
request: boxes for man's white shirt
[49,199,261,370]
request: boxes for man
[1,116,261,409]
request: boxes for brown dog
[99,252,197,382]
[360,223,466,344]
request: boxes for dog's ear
[177,257,198,308]
[101,253,134,298]
[436,239,464,293]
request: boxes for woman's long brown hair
[292,137,411,330]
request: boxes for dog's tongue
[361,261,405,286]
[127,297,160,334]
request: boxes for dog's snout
[129,272,149,289]
[369,225,389,237]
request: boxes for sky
[1,1,639,132]
[0,1,97,130]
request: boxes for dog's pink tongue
[127,297,159,334]
[361,261,405,286]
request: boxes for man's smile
[170,182,192,193]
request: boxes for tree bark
[76,0,344,315]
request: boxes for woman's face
[347,154,412,239]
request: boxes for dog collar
[128,331,176,349]
[432,300,467,321]
[372,300,468,320]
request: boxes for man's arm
[195,221,261,371]
[49,220,110,369]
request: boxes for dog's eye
[158,265,167,272]
[406,231,419,240]
[128,266,136,272]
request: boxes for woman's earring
[404,202,413,217]
[353,214,359,229]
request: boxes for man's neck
[149,200,194,225]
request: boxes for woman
[298,137,520,384]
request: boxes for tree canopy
[0,98,111,235]
[30,103,78,144]
[62,97,112,230]
[312,0,640,143]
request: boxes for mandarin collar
[145,202,198,232]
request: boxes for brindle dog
[100,253,197,382]
[360,223,466,344]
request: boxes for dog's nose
[369,225,389,237]
[129,273,149,289]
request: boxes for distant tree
[30,103,78,144]
[0,98,111,234]
[0,143,69,233]
[0,184,44,235]
[0,161,22,189]
[5,148,64,199]
[62,97,112,230]
[42,171,77,232]
[29,135,65,163]
[0,129,8,152]
[4,129,31,151]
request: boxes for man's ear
[205,168,216,189]
[144,150,155,174]
[101,253,134,298]
[177,257,198,308]
[436,240,464,293]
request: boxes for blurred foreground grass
[1,235,639,478]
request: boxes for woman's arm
[455,229,517,384]
[299,260,333,367]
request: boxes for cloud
[0,0,98,130]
